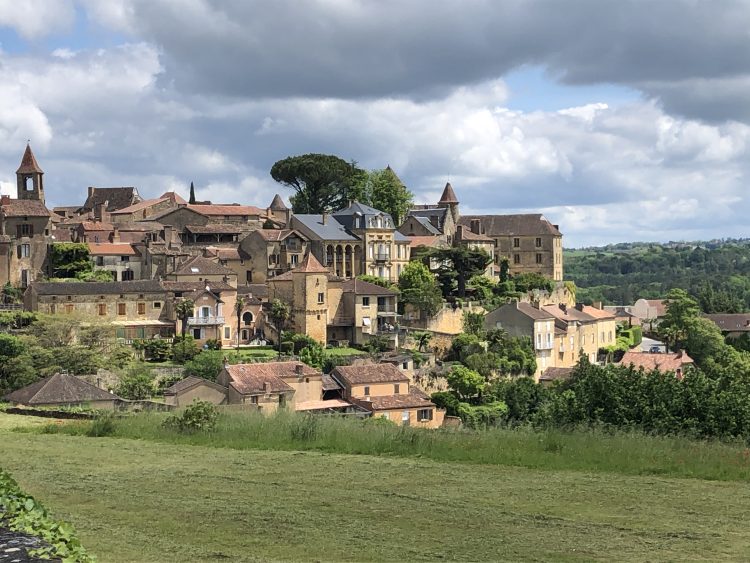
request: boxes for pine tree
[189,181,196,204]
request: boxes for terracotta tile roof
[173,256,236,276]
[110,197,172,215]
[341,278,397,296]
[438,182,459,204]
[224,361,318,395]
[512,301,556,320]
[332,363,409,386]
[541,304,596,324]
[295,398,353,411]
[539,367,574,382]
[644,299,668,317]
[269,194,288,211]
[407,235,443,248]
[296,252,329,273]
[458,214,562,237]
[163,376,227,396]
[4,373,119,405]
[254,229,304,242]
[87,242,138,256]
[187,204,264,216]
[30,280,164,296]
[619,351,694,373]
[364,389,435,410]
[159,191,187,204]
[578,305,616,320]
[80,221,114,231]
[185,224,242,234]
[237,284,268,298]
[704,313,750,332]
[1,199,51,217]
[16,144,43,174]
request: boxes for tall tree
[189,181,196,204]
[174,298,195,338]
[398,262,443,318]
[235,296,246,351]
[432,247,493,298]
[365,167,413,225]
[268,299,291,358]
[270,154,363,214]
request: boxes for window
[290,254,298,265]
[20,270,29,288]
[364,386,370,397]
[243,312,253,325]
[394,384,400,394]
[246,271,252,283]
[401,410,410,422]
[269,254,277,265]
[18,224,33,237]
[317,292,324,304]
[118,303,126,316]
[513,254,521,265]
[536,253,543,264]
[49,304,56,314]
[17,244,30,258]
[224,326,231,339]
[121,256,129,262]
[535,237,542,247]
[154,302,162,309]
[362,297,370,306]
[122,270,134,281]
[65,304,74,314]
[96,256,104,266]
[98,303,107,316]
[137,302,146,315]
[250,395,258,405]
[513,237,520,248]
[201,306,210,317]
[402,361,409,369]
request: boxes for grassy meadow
[3,411,750,561]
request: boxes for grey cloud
[100,0,750,122]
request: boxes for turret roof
[295,252,329,274]
[438,182,458,204]
[16,144,43,174]
[269,193,288,210]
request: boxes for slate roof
[4,373,119,405]
[458,229,494,242]
[1,199,51,217]
[237,284,269,299]
[163,376,227,396]
[162,280,234,293]
[187,204,264,216]
[30,280,164,296]
[704,313,750,332]
[333,201,396,231]
[458,214,562,237]
[438,182,459,204]
[87,242,138,256]
[224,362,318,395]
[413,216,442,235]
[173,256,235,276]
[81,187,141,213]
[16,144,43,174]
[269,194,288,210]
[619,351,694,373]
[332,363,409,386]
[341,278,397,296]
[293,214,358,241]
[365,389,435,410]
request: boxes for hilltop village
[1,145,681,425]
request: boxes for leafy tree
[0,334,36,394]
[270,154,363,213]
[49,243,92,278]
[174,298,195,338]
[364,167,413,225]
[364,333,392,354]
[235,296,246,351]
[269,299,291,358]
[446,365,485,402]
[431,247,492,298]
[116,365,155,400]
[464,352,501,378]
[75,269,114,282]
[498,258,510,283]
[184,351,225,382]
[2,283,23,304]
[462,311,485,338]
[512,272,553,293]
[658,289,700,352]
[299,343,326,369]
[448,333,485,363]
[356,274,396,289]
[398,262,442,318]
[430,390,460,416]
[411,330,432,352]
[171,335,200,363]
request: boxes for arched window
[242,312,254,325]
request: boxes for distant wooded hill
[565,239,750,312]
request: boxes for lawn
[3,425,750,561]
[0,412,56,431]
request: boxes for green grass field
[4,412,750,561]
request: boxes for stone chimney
[575,303,584,312]
[223,356,229,370]
[0,195,10,206]
[263,381,269,393]
[470,219,481,234]
[322,212,328,225]
[164,225,174,246]
[295,363,304,376]
[455,225,463,241]
[88,186,95,199]
[111,226,120,243]
[95,201,109,222]
[558,303,567,313]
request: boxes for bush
[172,336,200,363]
[299,344,325,369]
[280,341,294,355]
[164,400,219,433]
[184,351,225,382]
[116,366,155,400]
[286,333,318,354]
[87,414,116,437]
[204,339,222,350]
[141,339,171,362]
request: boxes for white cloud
[0,0,75,39]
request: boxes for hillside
[565,239,750,309]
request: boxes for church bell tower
[16,143,45,204]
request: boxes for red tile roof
[87,242,137,256]
[364,389,435,410]
[1,199,50,217]
[619,351,694,373]
[224,362,318,395]
[296,252,329,273]
[332,363,409,386]
[187,204,264,216]
[16,144,43,174]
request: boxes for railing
[377,305,396,314]
[188,316,225,325]
[374,253,390,262]
[0,303,23,311]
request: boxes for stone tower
[16,144,44,204]
[437,182,459,225]
[292,252,330,344]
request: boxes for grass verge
[35,410,750,481]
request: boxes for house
[216,361,325,411]
[458,213,563,281]
[4,373,120,409]
[619,350,694,378]
[110,191,185,223]
[633,298,668,329]
[542,304,600,364]
[291,201,411,282]
[400,182,460,244]
[163,376,228,407]
[484,301,557,379]
[539,367,574,386]
[331,363,444,428]
[24,280,176,342]
[704,313,750,338]
[87,242,142,281]
[0,145,52,288]
[78,186,142,217]
[239,228,309,284]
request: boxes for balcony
[373,253,390,262]
[188,316,225,325]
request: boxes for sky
[0,1,748,247]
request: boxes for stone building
[88,242,142,281]
[0,145,52,288]
[239,228,309,284]
[291,201,410,283]
[400,182,460,244]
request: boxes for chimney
[164,225,174,246]
[559,304,567,312]
[455,225,463,241]
[88,186,94,199]
[0,195,10,206]
[322,212,328,225]
[111,226,120,244]
[470,219,481,234]
[575,303,584,311]
[295,363,304,377]
[593,301,602,310]
[95,201,107,221]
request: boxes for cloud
[82,0,750,123]
[0,0,75,39]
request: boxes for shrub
[286,333,318,354]
[141,339,171,361]
[204,339,222,350]
[172,336,200,363]
[184,351,225,382]
[164,400,219,433]
[299,344,326,369]
[87,414,116,437]
[279,341,294,355]
[116,366,155,400]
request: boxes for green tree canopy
[398,262,443,318]
[431,247,492,298]
[270,154,363,214]
[352,167,414,224]
[446,365,485,401]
